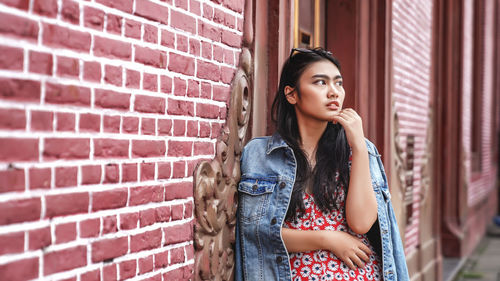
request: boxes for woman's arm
[332,108,378,234]
[282,228,372,270]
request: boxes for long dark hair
[271,48,351,222]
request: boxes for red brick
[169,247,185,264]
[55,166,77,187]
[29,168,50,189]
[92,188,128,211]
[141,118,155,135]
[143,73,158,92]
[44,246,86,275]
[154,250,168,268]
[125,19,141,39]
[45,83,91,106]
[44,138,89,160]
[135,0,169,24]
[167,140,192,156]
[29,51,53,74]
[167,99,194,116]
[189,38,201,56]
[129,185,163,206]
[155,206,171,222]
[102,264,117,281]
[104,64,122,86]
[134,46,166,68]
[0,12,38,41]
[106,14,122,34]
[221,65,235,83]
[194,141,214,155]
[223,49,234,65]
[158,119,172,135]
[79,113,101,132]
[81,165,101,185]
[199,121,211,137]
[213,7,225,24]
[80,269,100,281]
[224,14,236,29]
[160,29,175,48]
[0,78,40,102]
[126,69,140,89]
[140,208,156,227]
[91,236,128,262]
[201,81,212,98]
[34,0,57,17]
[160,75,172,93]
[165,181,193,200]
[173,119,185,136]
[56,56,79,78]
[213,84,230,102]
[122,163,137,182]
[175,0,187,9]
[104,164,119,183]
[140,162,155,181]
[83,61,101,82]
[102,215,117,234]
[122,116,139,133]
[96,0,133,13]
[201,41,212,59]
[0,138,38,162]
[80,218,100,238]
[0,0,30,10]
[173,77,187,96]
[56,112,75,131]
[139,256,153,274]
[172,161,185,178]
[0,45,23,70]
[186,79,200,97]
[171,10,196,33]
[157,162,171,179]
[43,23,91,51]
[0,109,24,131]
[130,229,162,252]
[202,3,213,20]
[0,258,39,281]
[196,103,221,119]
[119,212,138,230]
[184,201,193,218]
[213,45,223,62]
[0,232,24,254]
[186,120,198,137]
[168,53,195,76]
[198,21,221,42]
[212,122,222,138]
[144,24,158,43]
[95,89,130,110]
[31,110,53,131]
[84,6,104,30]
[61,0,79,23]
[29,226,51,250]
[237,17,243,32]
[190,0,201,15]
[132,140,165,157]
[134,95,165,113]
[176,34,188,52]
[171,204,184,220]
[164,223,192,245]
[119,260,136,280]
[94,139,128,158]
[223,0,244,13]
[55,222,76,244]
[197,60,220,81]
[94,36,132,60]
[46,192,89,218]
[103,115,120,133]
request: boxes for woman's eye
[315,80,326,85]
[335,80,343,86]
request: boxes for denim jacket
[234,133,410,281]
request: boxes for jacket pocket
[237,178,276,223]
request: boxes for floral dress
[284,187,383,281]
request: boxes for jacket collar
[266,132,290,154]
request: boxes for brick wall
[0,0,243,280]
[391,0,433,254]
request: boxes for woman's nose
[327,84,339,98]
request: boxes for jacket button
[252,184,258,191]
[271,218,277,225]
[276,256,282,263]
[279,182,286,189]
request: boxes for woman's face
[285,60,345,124]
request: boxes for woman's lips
[327,101,340,110]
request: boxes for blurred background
[0,0,499,280]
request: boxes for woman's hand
[321,230,372,270]
[332,108,365,150]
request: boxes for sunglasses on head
[289,47,333,59]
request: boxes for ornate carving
[193,1,254,280]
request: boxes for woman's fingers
[349,253,366,268]
[344,257,357,271]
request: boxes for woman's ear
[284,86,297,105]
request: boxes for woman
[235,48,409,281]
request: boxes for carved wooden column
[192,0,254,280]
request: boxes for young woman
[234,48,409,281]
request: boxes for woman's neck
[297,119,328,165]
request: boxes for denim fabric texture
[234,133,410,281]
